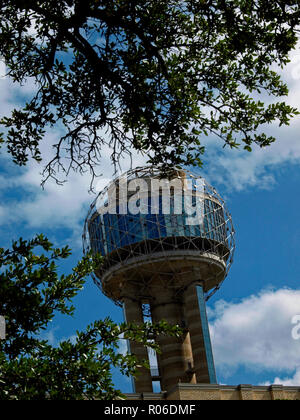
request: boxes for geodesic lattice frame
[83,166,235,305]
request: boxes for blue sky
[0,44,300,393]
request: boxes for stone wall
[125,383,300,400]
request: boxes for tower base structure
[123,280,217,394]
[83,166,238,397]
[124,383,300,401]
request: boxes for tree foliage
[0,1,299,185]
[0,235,181,399]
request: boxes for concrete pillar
[150,295,196,391]
[123,298,153,393]
[269,385,284,401]
[183,285,212,383]
[238,384,254,400]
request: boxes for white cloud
[199,42,300,191]
[208,288,300,381]
[42,327,60,347]
[201,114,300,191]
[261,368,300,386]
[0,148,145,248]
[42,327,81,347]
[0,76,147,246]
[0,61,147,245]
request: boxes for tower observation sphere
[83,166,235,393]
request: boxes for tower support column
[123,298,153,393]
[150,291,196,391]
[184,284,217,383]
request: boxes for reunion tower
[83,166,235,393]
